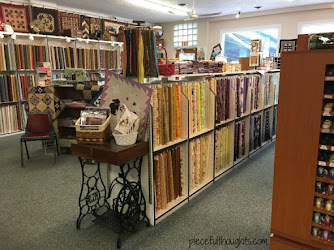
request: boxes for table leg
[76,157,110,229]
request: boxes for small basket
[113,132,138,146]
[157,46,175,76]
[75,115,111,144]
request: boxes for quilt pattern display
[0,3,29,33]
[80,15,90,39]
[28,86,65,120]
[32,7,58,35]
[58,11,80,35]
[90,17,102,38]
[76,83,102,105]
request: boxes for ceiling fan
[184,0,222,21]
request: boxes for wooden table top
[71,141,148,166]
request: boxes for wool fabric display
[0,104,23,134]
[151,84,181,148]
[120,28,159,82]
[18,74,36,101]
[154,147,183,211]
[215,126,230,173]
[76,48,99,70]
[49,46,75,70]
[100,49,118,69]
[0,43,15,70]
[234,120,246,161]
[14,45,47,70]
[189,134,212,191]
[0,75,18,103]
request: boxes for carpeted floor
[0,133,275,250]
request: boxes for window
[174,23,198,48]
[221,26,280,63]
[299,21,334,34]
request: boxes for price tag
[323,112,331,116]
[319,161,327,166]
[320,145,328,150]
[324,95,332,99]
[322,129,330,133]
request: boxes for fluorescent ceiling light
[127,0,188,16]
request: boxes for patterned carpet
[0,133,275,249]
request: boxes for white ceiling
[38,0,334,24]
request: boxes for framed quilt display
[249,53,260,67]
[0,3,30,33]
[279,39,297,53]
[58,11,80,35]
[32,7,58,35]
[28,86,65,120]
[99,71,153,141]
[103,19,122,36]
[80,15,90,39]
[90,17,102,39]
[251,39,262,52]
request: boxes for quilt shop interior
[1,0,334,249]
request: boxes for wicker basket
[113,132,138,146]
[75,115,111,145]
[157,46,175,76]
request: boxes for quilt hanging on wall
[28,86,65,120]
[80,15,90,39]
[90,17,102,39]
[0,3,30,33]
[58,11,80,35]
[99,71,153,141]
[32,7,59,35]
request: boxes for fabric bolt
[0,3,30,33]
[137,33,144,83]
[32,7,58,35]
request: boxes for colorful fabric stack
[250,115,261,151]
[215,126,230,173]
[18,74,36,101]
[0,75,18,103]
[76,48,99,70]
[49,46,75,69]
[263,110,271,142]
[14,45,47,70]
[151,85,181,148]
[100,49,118,69]
[154,147,183,211]
[216,77,234,123]
[250,75,260,111]
[187,81,210,136]
[0,43,15,70]
[189,134,212,191]
[234,120,246,161]
[0,104,23,134]
[236,76,250,117]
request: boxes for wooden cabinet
[271,49,334,249]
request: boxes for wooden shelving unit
[270,49,334,250]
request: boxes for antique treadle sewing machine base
[76,156,149,249]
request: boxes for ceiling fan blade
[199,11,222,17]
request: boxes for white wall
[160,4,334,60]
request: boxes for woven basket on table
[157,46,175,76]
[75,116,111,145]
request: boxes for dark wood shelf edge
[313,207,334,217]
[311,236,334,247]
[312,222,334,233]
[316,177,334,185]
[314,192,334,201]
